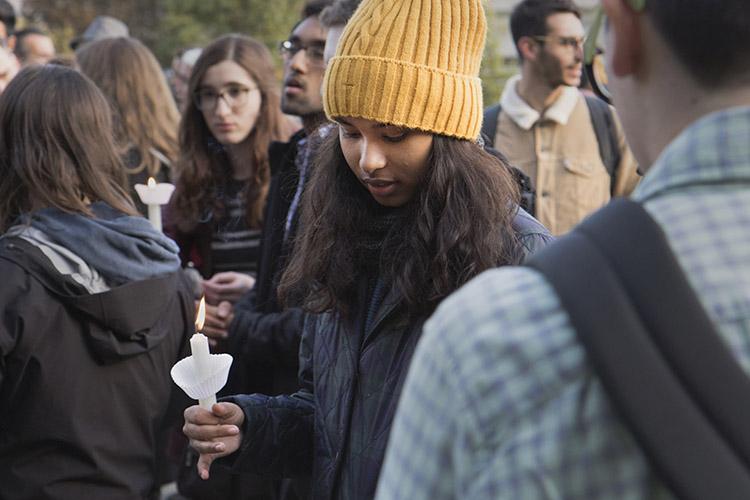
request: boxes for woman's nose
[359,141,386,176]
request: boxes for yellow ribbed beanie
[323,0,487,140]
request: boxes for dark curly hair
[279,129,523,316]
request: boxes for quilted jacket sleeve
[227,288,304,369]
[512,207,555,260]
[221,315,315,479]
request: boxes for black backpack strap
[527,198,750,500]
[584,94,621,195]
[481,103,502,148]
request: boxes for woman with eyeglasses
[168,34,295,311]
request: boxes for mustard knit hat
[323,0,487,140]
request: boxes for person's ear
[517,36,540,63]
[602,0,642,77]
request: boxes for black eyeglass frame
[278,39,326,66]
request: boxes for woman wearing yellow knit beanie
[182,0,552,498]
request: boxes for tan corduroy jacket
[494,76,640,235]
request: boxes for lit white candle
[171,295,234,413]
[133,177,175,233]
[191,297,216,410]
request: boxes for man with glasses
[483,0,639,235]
[377,0,750,497]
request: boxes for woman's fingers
[197,454,214,480]
[182,404,245,480]
[202,272,255,303]
[183,421,240,443]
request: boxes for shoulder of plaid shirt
[374,105,750,500]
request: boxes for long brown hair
[0,65,136,231]
[172,34,286,232]
[279,130,523,316]
[76,37,180,177]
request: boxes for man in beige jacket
[486,0,639,235]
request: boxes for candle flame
[195,296,206,332]
[147,177,157,188]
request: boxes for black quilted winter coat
[221,208,553,499]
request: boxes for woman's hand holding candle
[183,402,244,480]
[172,295,236,474]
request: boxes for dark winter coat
[0,237,194,500]
[224,131,307,398]
[221,209,553,500]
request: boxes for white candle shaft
[147,204,162,232]
[190,333,212,379]
[199,395,217,411]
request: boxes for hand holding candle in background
[202,272,255,304]
[134,177,175,232]
[199,300,234,345]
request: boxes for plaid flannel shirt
[375,106,750,500]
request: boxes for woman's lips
[214,123,235,132]
[364,179,397,197]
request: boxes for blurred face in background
[0,47,17,93]
[533,12,585,88]
[196,59,262,146]
[0,21,13,50]
[18,34,55,66]
[171,48,201,111]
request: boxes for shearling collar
[499,74,580,130]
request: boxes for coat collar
[499,74,580,131]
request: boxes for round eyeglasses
[279,39,325,67]
[193,85,257,111]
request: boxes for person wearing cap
[181,0,552,498]
[70,15,129,51]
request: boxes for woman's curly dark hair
[278,128,523,316]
